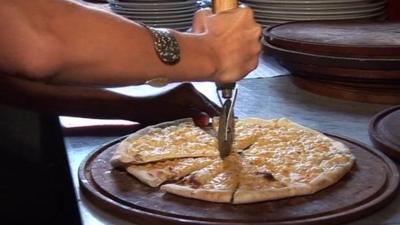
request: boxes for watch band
[147,27,181,65]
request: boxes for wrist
[197,32,218,79]
[171,31,217,81]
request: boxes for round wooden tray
[279,60,400,82]
[264,21,400,58]
[369,105,400,161]
[291,76,400,104]
[262,39,400,70]
[79,133,399,225]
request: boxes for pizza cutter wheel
[217,88,237,158]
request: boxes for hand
[137,83,221,127]
[192,7,262,83]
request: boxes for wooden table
[63,56,400,224]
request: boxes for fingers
[197,99,221,117]
[182,83,221,116]
[173,82,221,118]
[137,83,221,127]
[188,109,210,127]
[202,6,262,83]
[192,8,212,33]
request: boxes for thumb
[191,8,212,33]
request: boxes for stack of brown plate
[262,21,400,104]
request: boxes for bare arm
[0,0,261,86]
[0,75,220,125]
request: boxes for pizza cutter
[213,0,239,159]
[217,86,237,159]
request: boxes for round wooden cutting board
[369,105,400,161]
[79,134,399,225]
[262,39,400,71]
[264,21,400,58]
[290,76,400,105]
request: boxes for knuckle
[218,74,235,83]
[243,7,253,15]
[237,6,253,17]
[251,24,262,35]
[194,9,204,18]
[257,25,262,36]
[255,41,262,52]
[247,60,258,72]
[202,7,212,14]
[195,8,211,17]
[252,59,259,70]
[194,9,201,16]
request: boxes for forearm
[0,0,216,86]
[0,75,147,120]
[0,76,218,125]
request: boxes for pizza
[111,120,219,168]
[111,118,355,204]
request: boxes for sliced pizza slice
[126,157,216,187]
[234,118,354,204]
[160,154,241,203]
[233,155,300,204]
[111,120,219,166]
[212,117,276,151]
[234,151,354,204]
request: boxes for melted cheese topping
[127,157,216,186]
[181,154,241,190]
[242,118,354,185]
[121,121,219,163]
[239,155,287,190]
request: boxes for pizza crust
[309,163,353,193]
[161,184,234,203]
[126,167,164,188]
[234,187,294,204]
[111,141,135,168]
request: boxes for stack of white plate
[241,0,387,26]
[108,0,200,31]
